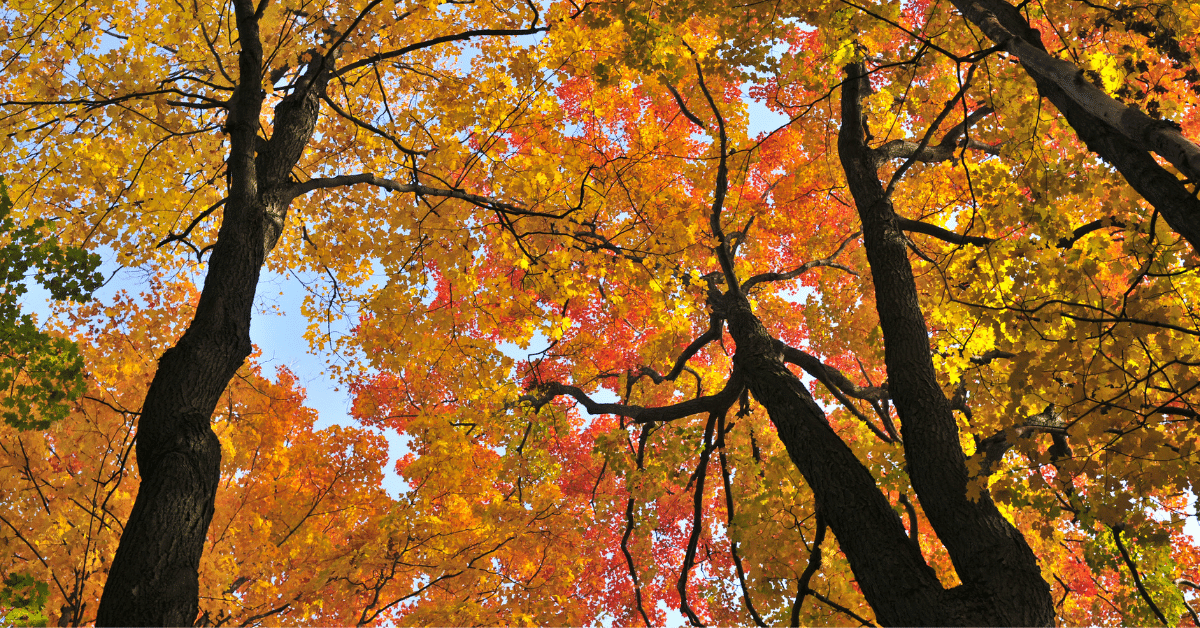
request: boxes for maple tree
[4,0,1200,625]
[1,280,583,626]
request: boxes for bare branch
[689,47,739,295]
[678,410,722,626]
[900,214,1128,249]
[970,350,1015,365]
[1175,579,1200,626]
[1056,217,1127,248]
[623,423,653,627]
[809,590,878,627]
[777,342,887,402]
[157,198,227,256]
[874,106,999,164]
[969,406,1067,477]
[639,316,723,384]
[319,93,428,156]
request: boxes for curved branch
[678,410,722,627]
[639,316,723,384]
[717,411,767,627]
[1056,217,1127,248]
[1112,525,1170,626]
[623,423,653,627]
[899,217,994,246]
[777,342,887,402]
[1174,578,1200,626]
[288,173,565,218]
[742,231,861,292]
[689,49,739,294]
[664,81,706,130]
[319,93,428,156]
[524,376,742,425]
[900,215,1128,249]
[336,25,549,77]
[790,511,828,627]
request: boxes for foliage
[0,572,49,627]
[3,0,1200,625]
[0,181,101,430]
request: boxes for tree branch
[950,0,1200,252]
[156,198,228,256]
[776,342,887,402]
[638,316,723,384]
[336,26,549,77]
[969,407,1068,478]
[884,64,979,198]
[874,106,999,165]
[742,231,860,292]
[1056,217,1127,248]
[523,375,742,424]
[678,410,722,627]
[1175,578,1200,626]
[717,411,767,627]
[1112,525,1169,626]
[810,590,878,627]
[790,511,827,627]
[288,173,566,218]
[690,49,739,295]
[664,80,706,129]
[899,217,994,246]
[319,93,428,156]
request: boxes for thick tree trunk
[694,62,1054,624]
[836,63,1054,625]
[93,197,264,626]
[950,0,1200,251]
[714,292,951,625]
[96,2,326,623]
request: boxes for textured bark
[95,2,327,624]
[950,0,1200,251]
[712,291,950,626]
[835,63,1054,626]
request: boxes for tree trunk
[714,292,952,625]
[838,62,1054,625]
[703,61,1057,626]
[95,2,326,623]
[950,0,1200,251]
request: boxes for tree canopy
[3,0,1200,625]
